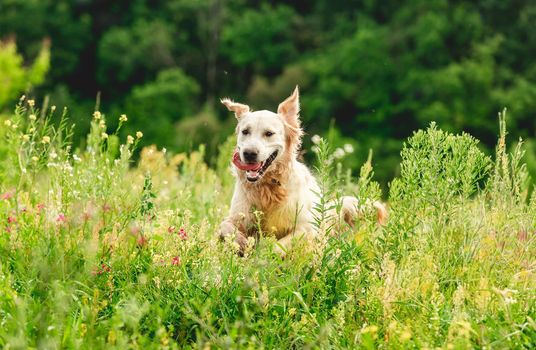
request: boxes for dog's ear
[277,86,300,127]
[221,98,250,119]
[278,86,303,152]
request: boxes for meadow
[0,99,534,349]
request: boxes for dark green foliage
[222,4,298,73]
[123,68,200,147]
[97,20,176,90]
[0,0,535,184]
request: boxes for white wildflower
[343,143,354,153]
[333,147,345,159]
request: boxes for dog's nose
[242,149,258,163]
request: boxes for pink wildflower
[178,228,187,240]
[1,190,14,200]
[56,213,66,223]
[92,263,111,275]
[171,256,180,266]
[167,225,176,234]
[137,234,148,247]
[7,216,17,224]
[130,226,141,235]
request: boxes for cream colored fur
[218,87,387,256]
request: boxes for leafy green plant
[389,122,491,231]
[0,40,50,110]
[0,100,534,349]
[311,137,338,235]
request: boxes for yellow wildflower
[136,131,143,139]
[42,136,50,144]
[362,325,378,333]
[119,114,128,122]
[400,328,412,342]
[361,324,379,339]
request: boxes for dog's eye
[264,131,274,137]
[242,129,249,135]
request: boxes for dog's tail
[372,201,388,225]
[340,197,388,226]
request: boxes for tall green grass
[0,100,534,349]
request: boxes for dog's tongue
[232,151,262,171]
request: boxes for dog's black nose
[242,149,258,163]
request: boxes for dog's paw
[217,221,251,256]
[217,220,237,240]
[235,232,249,256]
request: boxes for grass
[0,99,535,349]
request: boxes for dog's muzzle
[232,150,278,182]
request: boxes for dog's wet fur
[218,86,387,256]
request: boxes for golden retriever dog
[218,86,387,256]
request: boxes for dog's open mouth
[232,150,278,182]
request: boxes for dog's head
[221,86,303,183]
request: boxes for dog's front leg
[218,186,252,255]
[218,216,249,255]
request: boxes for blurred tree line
[1,0,535,184]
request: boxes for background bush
[1,0,535,184]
